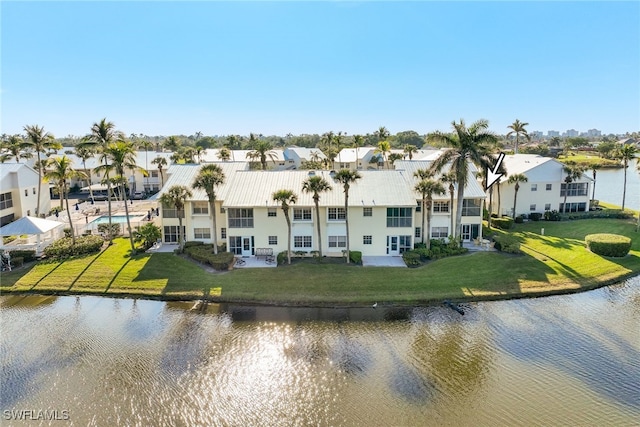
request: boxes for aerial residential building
[0,163,51,225]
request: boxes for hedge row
[585,234,631,258]
[492,234,521,254]
[7,249,37,262]
[404,239,468,267]
[349,251,362,264]
[491,217,514,230]
[184,244,235,270]
[44,235,105,259]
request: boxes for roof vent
[308,171,316,176]
[330,170,336,178]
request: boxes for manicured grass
[557,152,621,168]
[2,218,640,305]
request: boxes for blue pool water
[91,215,143,224]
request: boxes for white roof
[501,154,556,178]
[284,146,327,161]
[222,170,418,208]
[395,160,486,199]
[157,163,249,201]
[46,148,173,171]
[337,147,376,163]
[0,163,37,182]
[0,216,65,236]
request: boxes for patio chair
[473,238,480,246]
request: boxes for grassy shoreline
[2,218,639,306]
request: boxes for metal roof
[395,160,487,199]
[158,163,250,201]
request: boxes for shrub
[349,251,362,264]
[11,257,24,268]
[514,215,524,224]
[491,217,514,230]
[544,210,561,221]
[98,223,122,238]
[184,245,235,270]
[585,234,631,257]
[277,251,288,265]
[183,241,204,249]
[134,223,162,250]
[7,249,37,262]
[63,228,72,238]
[402,250,421,267]
[44,235,104,258]
[529,212,542,221]
[493,235,521,254]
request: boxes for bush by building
[184,244,235,270]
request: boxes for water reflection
[1,279,639,426]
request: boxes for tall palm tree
[415,178,446,249]
[152,156,168,188]
[217,147,231,161]
[163,135,181,152]
[23,125,60,216]
[352,135,364,169]
[616,144,637,211]
[44,156,85,245]
[81,118,125,243]
[334,169,361,263]
[75,145,96,201]
[507,173,528,218]
[373,126,390,143]
[440,171,457,235]
[159,185,193,252]
[427,119,496,240]
[403,144,418,160]
[562,164,587,213]
[101,141,146,251]
[302,175,332,257]
[375,140,392,169]
[272,189,298,264]
[224,135,240,161]
[247,140,277,170]
[506,119,530,154]
[0,135,31,163]
[192,164,225,254]
[591,166,599,202]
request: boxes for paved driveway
[362,256,407,267]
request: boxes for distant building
[563,129,579,137]
[547,130,560,137]
[0,163,51,226]
[587,129,602,137]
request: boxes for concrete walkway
[362,256,407,267]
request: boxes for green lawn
[2,218,639,305]
[557,152,621,168]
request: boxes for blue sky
[2,1,639,138]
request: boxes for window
[268,236,278,245]
[433,201,449,213]
[530,204,536,211]
[340,163,349,169]
[560,182,588,197]
[192,202,208,215]
[432,227,448,238]
[461,199,481,216]
[328,236,347,248]
[163,226,185,243]
[229,236,242,255]
[363,207,372,217]
[386,207,412,227]
[24,189,28,197]
[546,184,552,191]
[1,213,15,227]
[151,171,159,178]
[294,235,312,248]
[293,208,312,221]
[415,200,421,212]
[399,236,412,253]
[162,204,178,218]
[194,228,211,239]
[559,202,587,213]
[220,206,226,214]
[531,184,537,192]
[363,235,372,245]
[32,188,36,195]
[27,210,31,216]
[328,207,346,221]
[545,204,551,211]
[228,208,254,228]
[415,227,421,238]
[268,208,277,217]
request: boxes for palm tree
[44,156,85,245]
[427,119,496,240]
[163,135,181,152]
[506,119,530,154]
[23,125,60,216]
[159,185,193,252]
[302,175,332,257]
[388,152,403,167]
[247,140,277,170]
[352,134,364,169]
[101,141,146,251]
[375,140,392,169]
[562,164,587,213]
[192,164,225,254]
[224,135,240,161]
[217,147,231,161]
[75,145,95,201]
[616,144,637,211]
[152,156,168,188]
[440,171,457,235]
[1,135,31,163]
[415,179,446,249]
[373,126,390,143]
[403,144,418,160]
[507,173,528,218]
[591,166,599,202]
[272,189,298,264]
[334,169,361,263]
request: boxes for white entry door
[241,236,253,257]
[387,236,400,256]
[461,225,472,242]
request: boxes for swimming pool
[91,215,145,224]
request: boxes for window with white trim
[546,184,552,191]
[415,200,421,212]
[433,201,449,213]
[228,208,253,228]
[432,227,448,238]
[294,235,312,248]
[544,204,551,211]
[268,236,278,245]
[531,184,537,191]
[328,207,346,221]
[221,227,227,238]
[415,227,421,238]
[386,207,412,227]
[192,202,208,215]
[293,208,312,221]
[363,207,372,217]
[328,236,347,248]
[268,208,277,217]
[530,204,536,211]
[363,235,372,244]
[32,188,36,195]
[194,228,211,239]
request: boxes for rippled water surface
[1,279,639,426]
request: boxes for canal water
[593,158,640,211]
[1,279,639,426]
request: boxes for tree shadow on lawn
[518,231,582,251]
[66,249,109,291]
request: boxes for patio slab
[362,256,407,267]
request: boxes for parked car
[131,191,145,200]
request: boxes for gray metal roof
[395,160,486,199]
[158,162,249,201]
